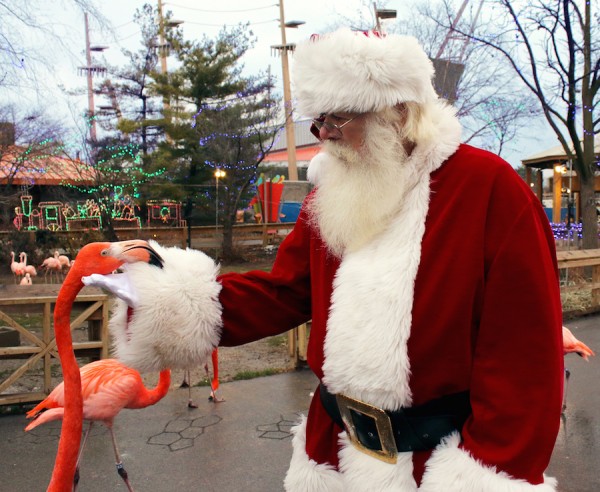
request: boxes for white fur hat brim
[292,28,438,118]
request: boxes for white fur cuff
[419,433,557,492]
[109,242,222,373]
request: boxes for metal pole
[157,0,171,132]
[373,2,382,32]
[215,175,219,253]
[278,0,298,181]
[84,13,97,142]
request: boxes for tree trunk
[579,176,598,250]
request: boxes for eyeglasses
[310,113,361,139]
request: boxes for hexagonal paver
[146,414,222,451]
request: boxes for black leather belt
[319,384,471,463]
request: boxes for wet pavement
[0,314,598,491]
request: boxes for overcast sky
[2,0,558,167]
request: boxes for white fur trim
[109,241,222,373]
[293,28,438,118]
[321,99,460,409]
[419,433,558,491]
[284,416,345,492]
[338,432,417,491]
[284,417,418,491]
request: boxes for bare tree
[0,0,108,99]
[438,0,598,248]
[335,1,541,158]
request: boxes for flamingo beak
[105,240,164,268]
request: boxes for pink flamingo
[36,240,165,491]
[19,252,37,278]
[19,273,32,286]
[10,251,25,283]
[55,250,72,273]
[41,255,62,283]
[25,359,170,491]
[562,325,594,411]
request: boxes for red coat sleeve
[217,207,314,346]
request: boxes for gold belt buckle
[335,393,398,464]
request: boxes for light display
[147,200,186,228]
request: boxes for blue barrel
[280,202,302,223]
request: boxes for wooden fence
[556,248,600,317]
[0,285,109,406]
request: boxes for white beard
[307,114,416,257]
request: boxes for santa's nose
[319,123,341,141]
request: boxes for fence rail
[0,285,109,406]
[556,248,600,316]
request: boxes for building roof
[0,146,98,186]
[522,141,600,168]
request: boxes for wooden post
[43,301,52,394]
[553,165,563,223]
[593,264,600,309]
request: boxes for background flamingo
[41,255,62,283]
[55,250,72,274]
[43,240,164,491]
[19,252,37,278]
[25,358,171,491]
[10,251,25,283]
[19,272,32,286]
[562,325,594,411]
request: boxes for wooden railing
[0,285,109,406]
[556,248,600,316]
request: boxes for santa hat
[292,28,438,118]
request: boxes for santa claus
[96,28,563,491]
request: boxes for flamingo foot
[187,399,198,409]
[209,390,225,403]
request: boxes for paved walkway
[0,314,598,491]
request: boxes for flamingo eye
[101,249,108,256]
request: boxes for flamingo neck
[47,276,84,492]
[130,370,171,409]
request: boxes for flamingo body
[19,273,32,286]
[25,359,171,431]
[20,252,37,277]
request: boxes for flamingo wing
[25,360,141,425]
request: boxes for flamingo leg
[107,424,134,492]
[207,350,224,403]
[185,369,198,408]
[73,421,94,491]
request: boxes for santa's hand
[82,272,139,307]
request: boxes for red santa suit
[215,120,563,490]
[105,27,563,492]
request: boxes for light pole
[156,0,183,139]
[271,1,304,181]
[79,12,107,143]
[214,169,226,252]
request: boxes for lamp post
[79,12,107,143]
[214,169,226,252]
[157,0,183,138]
[271,1,304,182]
